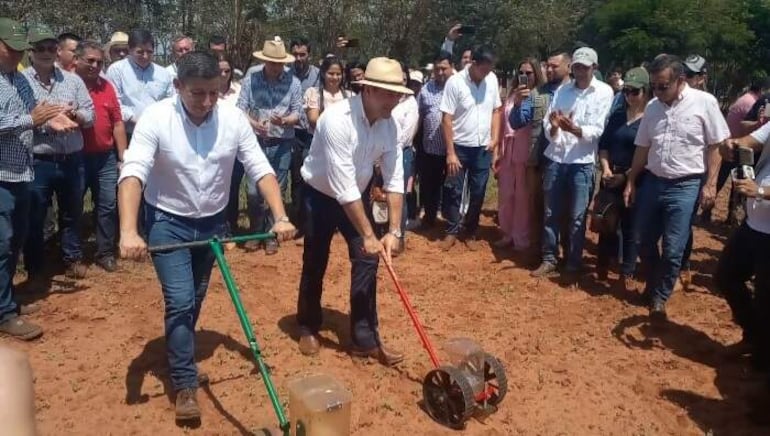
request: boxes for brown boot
[65,261,87,279]
[175,388,200,421]
[464,235,482,252]
[439,235,457,252]
[0,317,43,341]
[298,334,320,356]
[350,344,404,367]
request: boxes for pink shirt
[726,91,758,137]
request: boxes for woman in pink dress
[494,58,545,250]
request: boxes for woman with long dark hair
[304,56,350,131]
[345,59,367,94]
[217,54,240,107]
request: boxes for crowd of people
[1,18,769,423]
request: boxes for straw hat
[105,31,128,51]
[354,57,413,95]
[253,36,294,63]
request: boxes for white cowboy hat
[354,57,413,95]
[104,31,128,51]
[253,36,295,63]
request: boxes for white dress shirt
[119,96,275,218]
[392,96,420,149]
[106,58,175,129]
[635,84,730,178]
[440,67,501,148]
[543,77,614,164]
[301,94,404,204]
[165,63,177,78]
[747,123,770,234]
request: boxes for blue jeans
[541,159,594,271]
[145,205,227,391]
[401,146,415,234]
[84,151,118,259]
[297,186,381,349]
[24,153,85,273]
[635,174,701,304]
[0,182,30,323]
[247,140,291,234]
[442,145,491,235]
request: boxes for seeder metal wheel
[460,351,508,407]
[422,366,475,429]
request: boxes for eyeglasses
[518,70,534,76]
[32,45,58,54]
[622,87,642,96]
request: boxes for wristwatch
[758,186,766,202]
[276,215,290,223]
[390,228,403,238]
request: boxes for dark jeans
[635,174,701,304]
[83,151,118,259]
[0,182,30,323]
[541,159,595,271]
[715,222,770,361]
[145,205,227,391]
[597,188,638,276]
[401,146,415,233]
[418,152,445,225]
[291,130,312,234]
[226,160,245,235]
[443,145,491,235]
[297,186,380,350]
[247,139,291,234]
[25,153,85,273]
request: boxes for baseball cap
[624,67,649,89]
[683,55,706,74]
[572,47,598,67]
[0,18,31,51]
[409,69,424,84]
[26,24,56,44]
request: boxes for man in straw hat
[237,36,302,254]
[118,51,296,421]
[104,31,129,67]
[296,57,410,366]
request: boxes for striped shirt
[22,66,94,155]
[237,68,302,140]
[417,79,447,156]
[0,71,36,182]
[106,58,175,130]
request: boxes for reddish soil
[4,197,769,435]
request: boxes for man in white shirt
[624,54,730,321]
[165,35,194,78]
[117,52,295,422]
[391,68,420,250]
[531,47,614,279]
[297,57,408,367]
[716,125,770,370]
[439,46,502,251]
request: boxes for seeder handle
[148,232,275,253]
[382,258,442,368]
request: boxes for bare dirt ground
[4,194,770,436]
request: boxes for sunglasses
[650,82,675,92]
[623,87,642,96]
[32,45,58,54]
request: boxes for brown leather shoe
[0,316,43,341]
[680,268,692,291]
[197,371,209,386]
[350,344,404,367]
[439,235,457,252]
[65,261,87,279]
[298,334,320,356]
[18,302,41,316]
[265,239,279,255]
[175,388,201,421]
[464,235,482,252]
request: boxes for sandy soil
[3,199,769,436]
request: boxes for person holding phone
[442,24,473,69]
[494,58,545,251]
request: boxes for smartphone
[518,74,529,87]
[345,38,360,48]
[459,25,476,35]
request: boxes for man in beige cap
[237,37,302,254]
[296,57,410,366]
[0,18,74,340]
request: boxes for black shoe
[95,256,117,272]
[649,300,668,322]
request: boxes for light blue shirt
[107,57,175,131]
[237,68,302,140]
